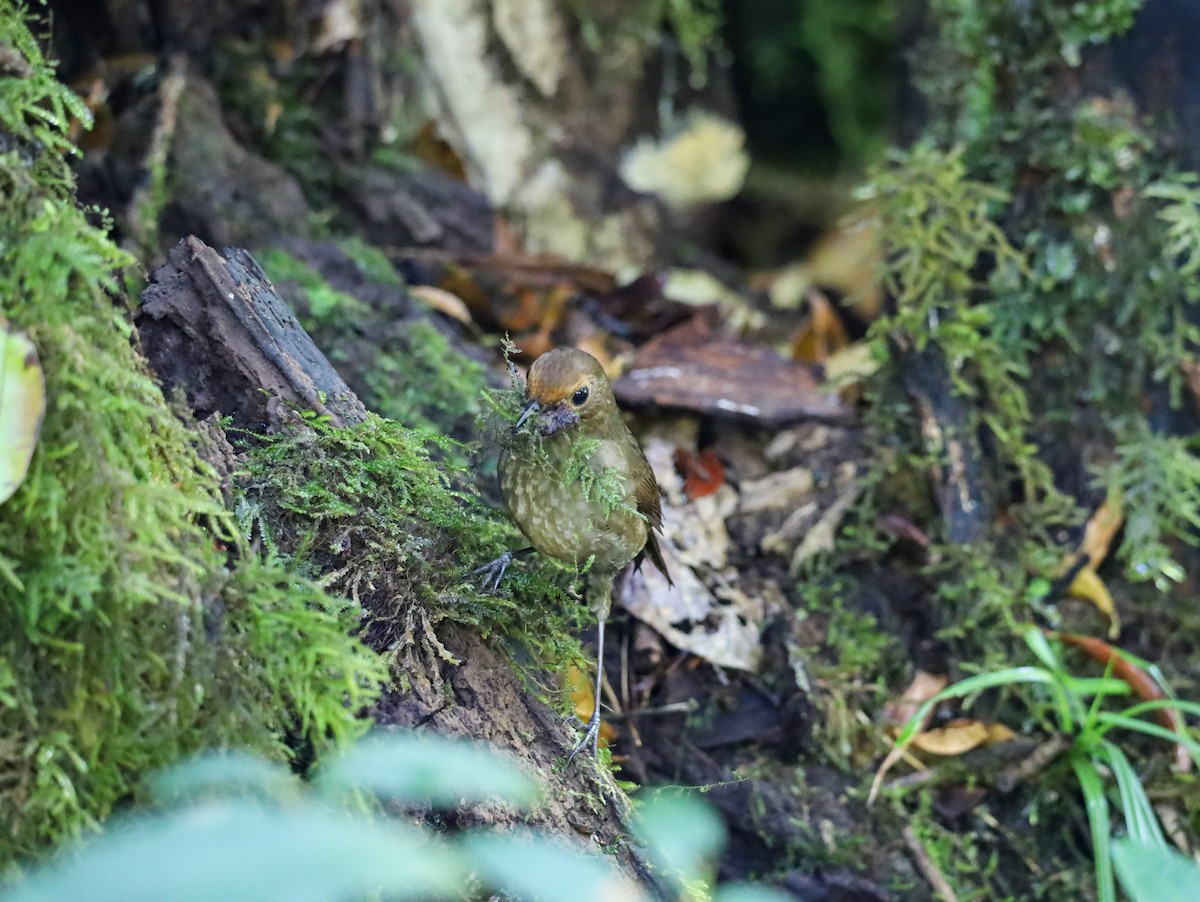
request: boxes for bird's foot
[566,709,602,765]
[473,551,514,593]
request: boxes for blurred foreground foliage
[0,730,792,902]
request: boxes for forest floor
[37,5,1200,900]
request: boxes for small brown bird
[477,347,671,761]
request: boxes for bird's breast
[499,435,648,572]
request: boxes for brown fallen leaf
[883,670,949,727]
[408,285,474,326]
[673,447,726,500]
[567,664,616,747]
[614,315,845,426]
[1055,631,1193,772]
[792,290,850,365]
[1065,567,1121,639]
[1080,496,1124,566]
[1055,496,1125,638]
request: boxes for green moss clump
[235,413,589,682]
[0,7,383,865]
[257,245,487,442]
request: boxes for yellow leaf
[408,285,474,326]
[566,665,616,746]
[984,722,1018,743]
[910,720,991,756]
[1080,496,1124,568]
[792,291,849,365]
[0,320,45,505]
[1067,566,1121,639]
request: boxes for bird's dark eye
[571,386,589,406]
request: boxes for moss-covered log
[0,6,382,865]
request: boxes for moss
[820,1,1200,890]
[257,245,487,442]
[0,7,382,865]
[234,413,590,681]
[210,40,333,208]
[257,245,370,322]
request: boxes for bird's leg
[473,546,534,592]
[567,615,605,764]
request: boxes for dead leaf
[1079,496,1124,567]
[615,316,845,426]
[619,431,759,671]
[619,550,762,672]
[1056,632,1192,772]
[737,466,815,516]
[770,212,883,320]
[883,670,949,726]
[408,285,474,326]
[824,341,880,386]
[910,719,1016,756]
[876,513,932,550]
[0,320,46,505]
[661,270,764,332]
[792,291,850,365]
[1066,567,1121,639]
[910,720,991,756]
[789,477,862,572]
[567,664,616,747]
[1054,497,1126,638]
[673,447,725,500]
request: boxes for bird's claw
[473,551,514,593]
[566,710,602,765]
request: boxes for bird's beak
[514,398,540,432]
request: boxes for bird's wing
[633,449,673,586]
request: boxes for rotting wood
[138,236,368,433]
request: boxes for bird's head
[515,347,617,436]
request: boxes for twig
[903,824,959,902]
[607,700,699,720]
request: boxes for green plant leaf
[1094,711,1200,759]
[1116,698,1200,721]
[894,667,1055,745]
[1073,754,1115,902]
[0,319,45,505]
[633,790,726,890]
[314,730,540,808]
[1060,677,1131,699]
[461,829,640,902]
[1113,837,1200,902]
[1094,741,1165,850]
[1024,627,1063,671]
[714,883,796,902]
[0,799,463,902]
[146,752,300,805]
